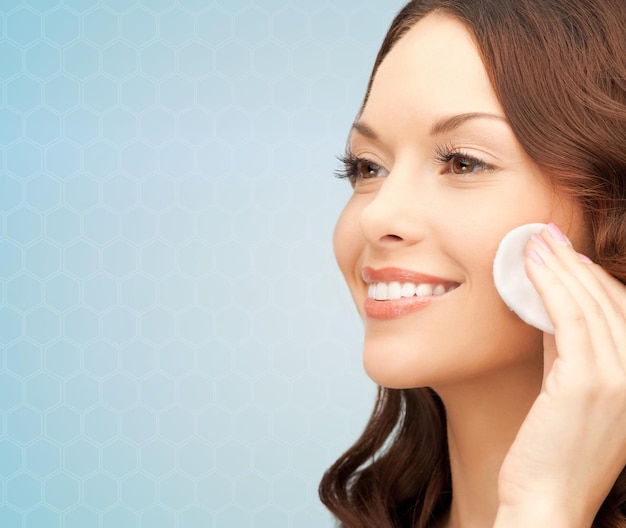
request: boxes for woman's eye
[356,160,387,180]
[439,152,493,175]
[334,154,388,185]
[451,156,478,174]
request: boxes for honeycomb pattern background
[0,0,406,526]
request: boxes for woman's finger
[526,224,626,370]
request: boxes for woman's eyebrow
[429,112,507,135]
[351,121,378,139]
[351,112,507,140]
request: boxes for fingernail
[578,253,593,264]
[528,249,545,265]
[546,223,571,246]
[530,233,551,252]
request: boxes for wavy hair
[319,0,626,526]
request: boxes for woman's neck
[433,358,543,528]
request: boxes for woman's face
[334,13,588,389]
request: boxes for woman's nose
[359,169,427,248]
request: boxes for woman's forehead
[361,14,503,137]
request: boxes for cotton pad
[493,223,554,333]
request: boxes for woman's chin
[362,337,443,389]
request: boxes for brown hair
[319,0,626,526]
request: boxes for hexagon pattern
[0,1,406,526]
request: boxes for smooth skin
[333,13,626,528]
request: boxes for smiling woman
[334,13,587,392]
[319,1,626,528]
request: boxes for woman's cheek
[333,198,365,273]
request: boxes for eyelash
[335,153,384,185]
[335,145,495,184]
[433,143,495,175]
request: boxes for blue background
[0,0,406,526]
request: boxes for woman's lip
[364,296,433,319]
[361,266,461,320]
[361,266,458,285]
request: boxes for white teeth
[387,281,402,300]
[415,283,433,297]
[433,284,446,295]
[400,282,416,297]
[374,283,388,300]
[367,281,455,300]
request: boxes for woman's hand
[494,223,626,528]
